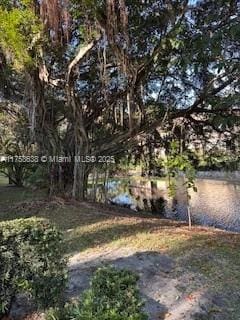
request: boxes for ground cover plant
[47,266,147,320]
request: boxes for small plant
[46,266,148,320]
[165,141,197,229]
[0,218,67,316]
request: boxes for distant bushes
[25,165,49,188]
[46,266,147,320]
[0,218,67,316]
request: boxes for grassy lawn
[0,184,240,319]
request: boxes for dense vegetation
[0,217,67,316]
[0,0,239,199]
[0,1,239,319]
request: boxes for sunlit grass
[0,187,240,318]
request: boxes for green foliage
[114,157,138,175]
[165,141,197,198]
[198,149,240,171]
[0,0,239,199]
[0,1,42,68]
[46,266,147,320]
[0,139,36,187]
[25,165,49,188]
[0,218,67,316]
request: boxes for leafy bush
[46,266,148,320]
[0,229,18,315]
[0,218,67,316]
[25,165,49,188]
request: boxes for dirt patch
[3,199,240,319]
[68,248,211,320]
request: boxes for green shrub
[0,229,19,315]
[0,218,67,316]
[25,165,49,188]
[46,266,148,320]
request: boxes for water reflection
[189,179,240,231]
[107,178,168,215]
[101,177,240,232]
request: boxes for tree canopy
[0,0,239,199]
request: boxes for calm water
[102,177,240,232]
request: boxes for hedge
[0,217,67,316]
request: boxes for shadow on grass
[67,250,209,320]
[0,185,47,204]
[64,213,240,319]
[66,228,240,319]
[68,251,174,320]
[1,188,240,319]
[64,218,185,255]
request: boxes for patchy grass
[0,187,240,319]
[0,185,47,221]
[0,187,46,205]
[0,174,8,186]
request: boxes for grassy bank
[0,184,240,319]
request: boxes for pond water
[100,177,240,232]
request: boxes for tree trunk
[72,144,89,201]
